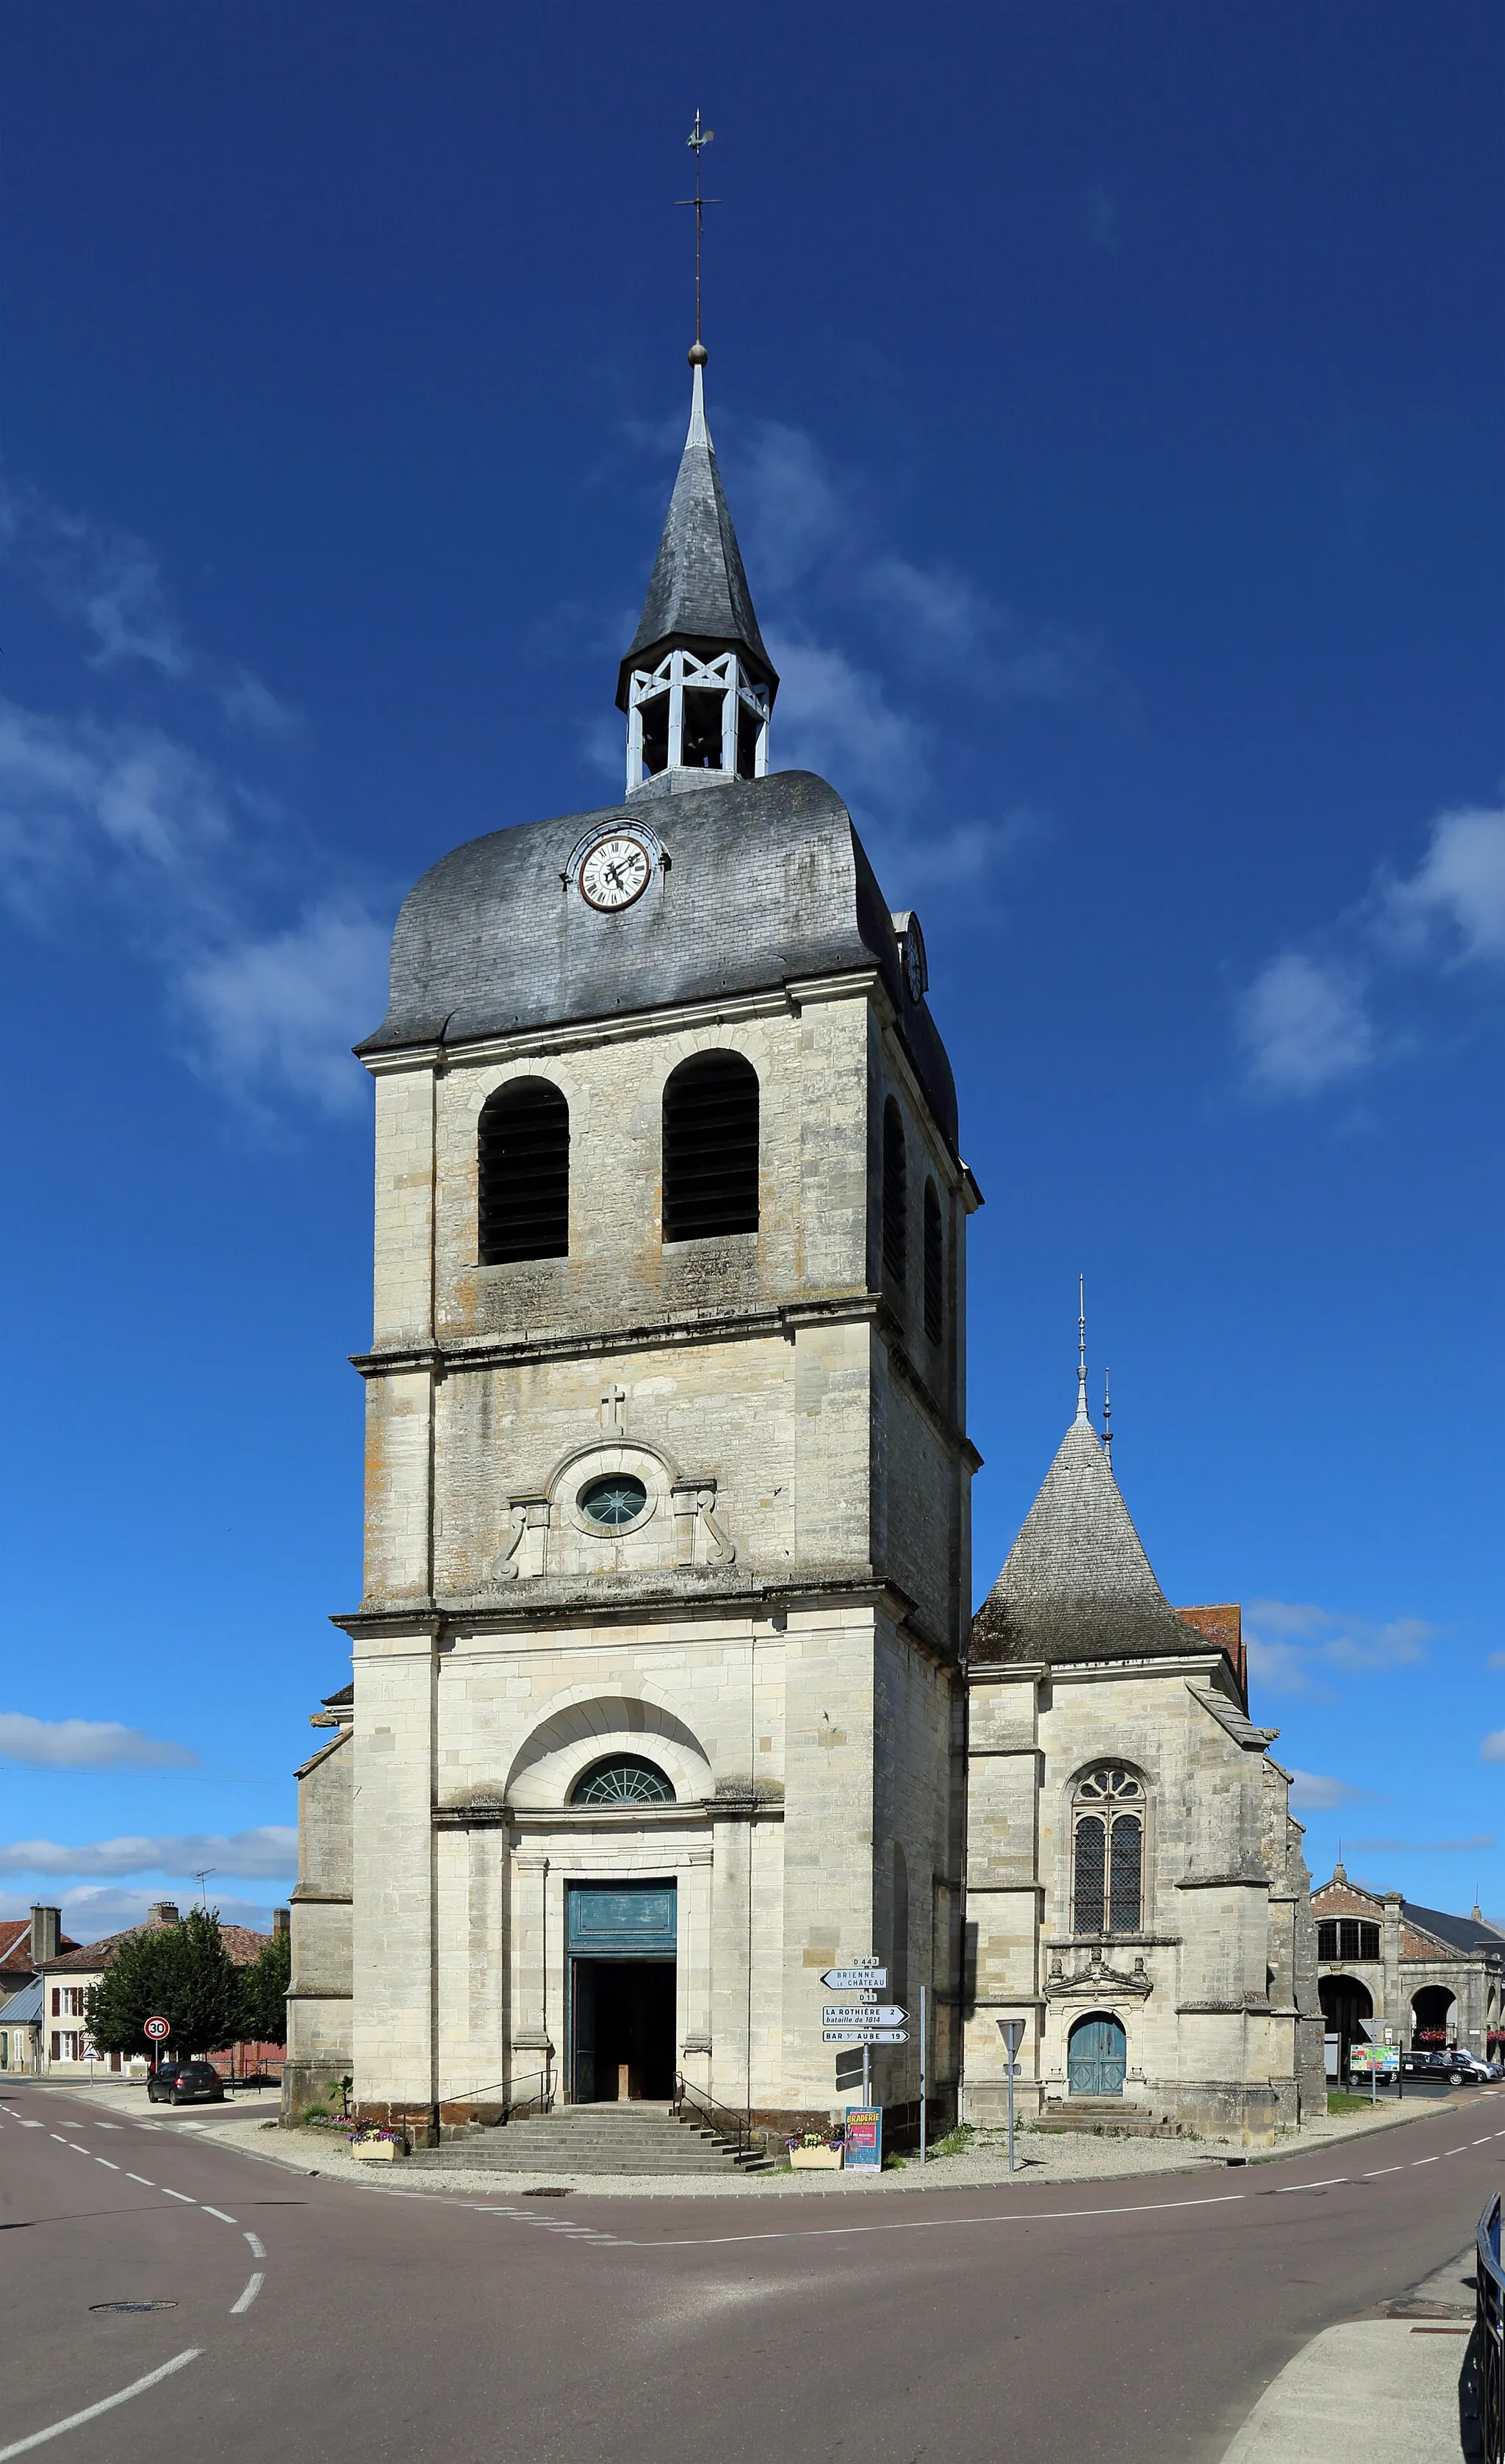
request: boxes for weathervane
[677,111,720,357]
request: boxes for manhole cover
[90,2301,178,2313]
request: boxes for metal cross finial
[1075,1275,1091,1425]
[677,111,720,353]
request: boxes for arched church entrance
[567,1876,678,2103]
[1412,1984,1456,2050]
[1319,1974,1373,2077]
[1068,2013,1127,2097]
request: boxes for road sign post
[144,2014,170,2077]
[919,1984,927,2166]
[997,2018,1027,2175]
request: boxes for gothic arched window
[882,1100,908,1286]
[478,1078,570,1265]
[922,1180,944,1343]
[1072,1766,1146,1935]
[661,1052,759,1242]
[570,1756,675,1806]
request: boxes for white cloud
[1246,1600,1432,1700]
[865,558,1107,702]
[1237,801,1505,1102]
[1287,1770,1370,1811]
[765,633,929,812]
[1382,804,1505,965]
[738,422,846,594]
[0,1885,280,1941]
[179,905,389,1115]
[1482,1732,1505,1764]
[0,1827,297,1881]
[0,1713,195,1771]
[1238,953,1375,1098]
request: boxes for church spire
[1075,1275,1091,1427]
[617,347,778,799]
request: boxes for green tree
[237,1927,290,2045]
[86,1909,243,2061]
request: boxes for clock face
[579,833,652,912]
[902,918,927,1004]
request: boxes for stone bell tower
[287,344,980,2140]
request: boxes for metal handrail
[1478,2191,1503,2463]
[434,2069,555,2126]
[672,2072,764,2162]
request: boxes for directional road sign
[822,1968,887,1992]
[822,2027,908,2045]
[823,2006,907,2028]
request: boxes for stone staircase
[1034,2098,1186,2138]
[404,2101,775,2177]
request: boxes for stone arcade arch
[1318,1973,1373,2077]
[1412,1983,1457,2050]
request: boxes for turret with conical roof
[972,1364,1206,1668]
[617,349,777,799]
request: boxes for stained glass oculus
[571,1757,676,1806]
[579,1474,648,1527]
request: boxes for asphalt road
[2,2078,1498,2464]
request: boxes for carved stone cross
[600,1385,628,1436]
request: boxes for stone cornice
[334,1566,959,1667]
[433,1795,783,1831]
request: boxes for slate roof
[971,1408,1209,1667]
[1398,1901,1505,1957]
[616,364,776,709]
[359,768,959,1148]
[46,1922,270,1975]
[0,1978,42,2025]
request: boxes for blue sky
[0,2,1499,1942]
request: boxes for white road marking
[1364,2166,1403,2177]
[203,2207,237,2223]
[160,2189,195,2204]
[95,2159,119,2170]
[244,2231,266,2258]
[126,2173,155,2186]
[229,2272,264,2315]
[14,2119,42,2129]
[0,2349,201,2461]
[96,2122,123,2130]
[1446,2146,1468,2155]
[610,2189,1250,2252]
[1273,2177,1347,2194]
[49,2134,68,2144]
[1412,2155,1440,2166]
[1475,2139,1493,2146]
[66,2144,90,2155]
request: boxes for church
[286,343,1324,2150]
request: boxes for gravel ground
[21,2073,1474,2202]
[201,2084,1473,2202]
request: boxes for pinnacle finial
[1075,1275,1091,1426]
[1102,1366,1113,1476]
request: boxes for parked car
[146,2059,225,2105]
[1398,2049,1487,2086]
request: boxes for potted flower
[348,2124,408,2162]
[786,2126,845,2172]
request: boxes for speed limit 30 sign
[143,2016,170,2042]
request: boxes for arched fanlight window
[478,1079,570,1265]
[661,1051,758,1242]
[882,1100,908,1286]
[922,1180,944,1343]
[570,1756,676,1807]
[1072,1766,1145,1935]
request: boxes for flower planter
[789,2145,844,2171]
[350,2137,401,2161]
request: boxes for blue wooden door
[1068,2015,1127,2096]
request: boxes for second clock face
[579,834,652,911]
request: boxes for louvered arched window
[922,1180,944,1342]
[478,1079,570,1264]
[1071,1766,1145,1935]
[882,1100,908,1286]
[661,1052,759,1242]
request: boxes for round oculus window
[578,1473,648,1528]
